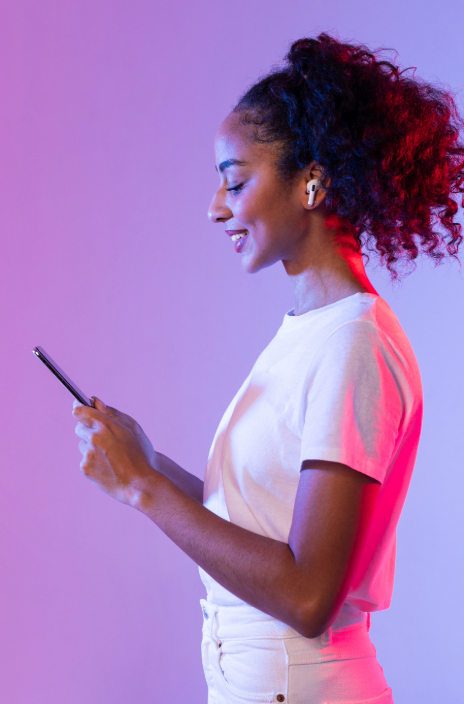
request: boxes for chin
[241,255,276,274]
[241,259,259,274]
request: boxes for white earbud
[306,179,320,207]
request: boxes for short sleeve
[299,321,405,484]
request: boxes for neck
[283,211,378,316]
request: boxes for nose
[208,186,233,224]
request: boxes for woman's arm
[152,451,204,503]
[74,399,379,638]
[135,463,378,638]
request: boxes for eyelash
[226,183,244,194]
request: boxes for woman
[73,34,464,703]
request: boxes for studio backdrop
[0,1,462,702]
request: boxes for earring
[306,179,320,206]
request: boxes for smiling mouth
[231,232,248,242]
[226,229,249,242]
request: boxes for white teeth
[231,232,248,242]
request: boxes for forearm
[132,471,315,636]
[152,451,204,503]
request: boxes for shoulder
[320,295,418,369]
[310,295,423,415]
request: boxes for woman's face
[208,111,312,274]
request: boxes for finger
[75,421,94,442]
[92,397,124,423]
[72,403,105,428]
[92,397,106,412]
[80,447,96,475]
[92,398,138,432]
[105,406,138,432]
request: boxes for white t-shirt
[200,293,423,625]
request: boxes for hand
[73,397,158,506]
[94,399,157,468]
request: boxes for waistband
[200,598,375,663]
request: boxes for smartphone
[33,346,93,407]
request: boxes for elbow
[294,620,328,640]
[298,624,329,640]
[291,600,334,640]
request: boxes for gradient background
[0,1,463,702]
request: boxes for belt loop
[366,613,371,632]
[321,627,332,645]
[201,599,220,642]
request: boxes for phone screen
[33,346,93,406]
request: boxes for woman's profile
[73,33,463,703]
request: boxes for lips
[226,230,249,254]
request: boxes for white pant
[200,599,393,704]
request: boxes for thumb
[92,397,127,425]
[92,396,108,412]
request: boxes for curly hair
[234,33,464,280]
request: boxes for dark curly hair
[234,33,464,280]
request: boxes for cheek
[237,188,277,228]
[233,193,257,224]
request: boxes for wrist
[128,464,165,513]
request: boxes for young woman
[73,34,464,703]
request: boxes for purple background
[0,1,463,702]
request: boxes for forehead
[215,111,269,165]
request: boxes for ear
[300,162,329,211]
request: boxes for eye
[226,183,244,194]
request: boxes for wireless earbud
[306,179,320,207]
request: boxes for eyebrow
[216,159,248,172]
